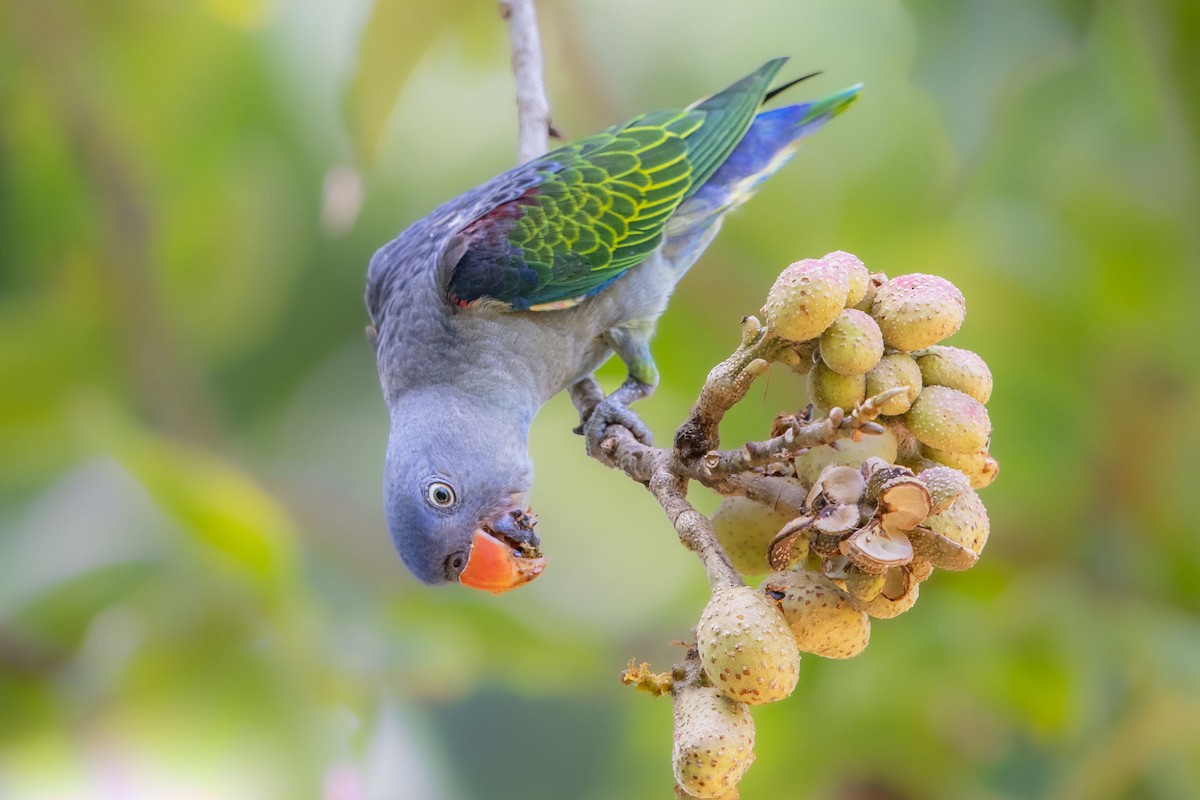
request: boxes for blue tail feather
[661,85,861,271]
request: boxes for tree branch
[570,315,894,591]
[499,0,553,163]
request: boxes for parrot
[365,58,860,593]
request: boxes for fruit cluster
[669,252,997,799]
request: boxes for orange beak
[458,528,547,593]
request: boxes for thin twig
[500,0,553,163]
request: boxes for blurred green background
[2,0,1198,798]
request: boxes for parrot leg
[576,325,659,457]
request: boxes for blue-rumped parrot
[366,58,859,592]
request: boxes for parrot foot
[579,378,655,458]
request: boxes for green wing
[447,59,787,311]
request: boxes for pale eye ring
[426,481,457,509]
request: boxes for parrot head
[382,393,546,593]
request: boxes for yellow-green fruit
[904,386,991,454]
[697,586,801,705]
[762,259,850,343]
[792,427,898,485]
[924,486,989,555]
[807,361,867,412]
[676,785,739,800]
[921,445,999,489]
[821,250,870,307]
[917,465,972,514]
[713,497,795,577]
[672,686,755,798]
[819,309,885,376]
[915,345,993,403]
[761,570,871,659]
[852,272,887,313]
[864,354,922,415]
[871,273,966,351]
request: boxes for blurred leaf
[345,0,470,165]
[74,400,298,597]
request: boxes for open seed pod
[767,515,814,571]
[906,526,978,571]
[853,564,922,619]
[877,475,932,532]
[697,586,801,705]
[672,685,755,798]
[840,520,914,574]
[814,465,867,506]
[844,565,888,602]
[863,462,916,503]
[807,503,860,557]
[761,569,871,659]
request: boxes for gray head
[383,391,546,592]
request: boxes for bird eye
[426,481,457,508]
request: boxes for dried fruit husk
[841,521,914,574]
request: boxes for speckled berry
[915,345,993,403]
[713,497,796,577]
[675,785,740,800]
[854,566,922,619]
[864,354,923,415]
[821,250,870,308]
[904,386,991,454]
[807,361,867,412]
[920,445,1000,489]
[819,309,885,376]
[672,685,755,798]
[762,259,850,343]
[872,273,966,351]
[697,586,801,705]
[761,570,871,659]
